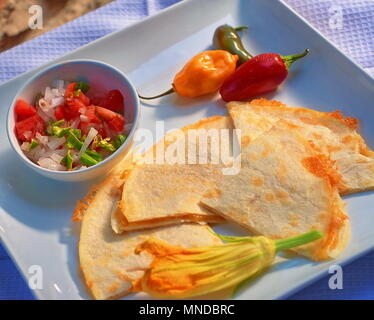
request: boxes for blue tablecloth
[0,0,373,300]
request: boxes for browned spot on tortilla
[301,154,344,189]
[300,117,318,125]
[265,193,275,201]
[275,189,288,199]
[289,220,300,227]
[308,140,322,153]
[107,282,120,295]
[251,177,264,187]
[330,110,359,130]
[204,188,222,199]
[249,98,286,107]
[327,145,342,153]
[342,135,354,144]
[241,135,251,147]
[86,279,93,289]
[284,121,300,129]
[312,133,323,140]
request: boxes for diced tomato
[85,105,101,124]
[77,91,90,106]
[79,122,105,137]
[63,104,80,121]
[65,82,90,106]
[90,96,105,106]
[55,105,65,120]
[65,82,77,99]
[79,122,90,136]
[14,99,37,121]
[95,106,124,132]
[108,117,124,132]
[65,97,86,109]
[15,114,44,142]
[102,89,124,112]
[63,98,87,120]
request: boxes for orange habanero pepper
[139,50,238,99]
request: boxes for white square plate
[0,0,373,300]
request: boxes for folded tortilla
[77,165,221,300]
[113,116,236,233]
[227,98,374,195]
[200,121,350,261]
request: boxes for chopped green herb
[114,134,127,149]
[29,139,39,150]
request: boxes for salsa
[15,80,128,171]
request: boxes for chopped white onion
[52,79,64,89]
[80,114,89,122]
[77,127,98,159]
[69,118,80,129]
[36,132,48,145]
[44,87,53,101]
[38,98,55,119]
[21,142,31,151]
[51,97,64,108]
[79,107,87,114]
[37,157,65,171]
[50,152,64,164]
[47,136,65,150]
[36,106,52,121]
[23,131,32,140]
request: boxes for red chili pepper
[220,49,309,102]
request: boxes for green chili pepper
[53,119,64,127]
[80,152,99,167]
[74,82,89,95]
[52,126,70,138]
[114,134,127,149]
[66,131,83,150]
[84,149,103,162]
[98,138,116,152]
[29,139,39,150]
[71,128,82,139]
[61,150,73,170]
[213,24,252,65]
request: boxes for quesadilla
[200,121,350,261]
[77,166,221,300]
[112,116,236,233]
[227,98,374,195]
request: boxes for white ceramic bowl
[6,59,140,182]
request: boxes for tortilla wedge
[112,116,236,233]
[227,98,374,195]
[200,121,350,261]
[77,165,221,300]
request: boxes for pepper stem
[275,230,323,252]
[234,26,248,32]
[138,87,175,100]
[281,48,310,69]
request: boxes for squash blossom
[133,230,323,298]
